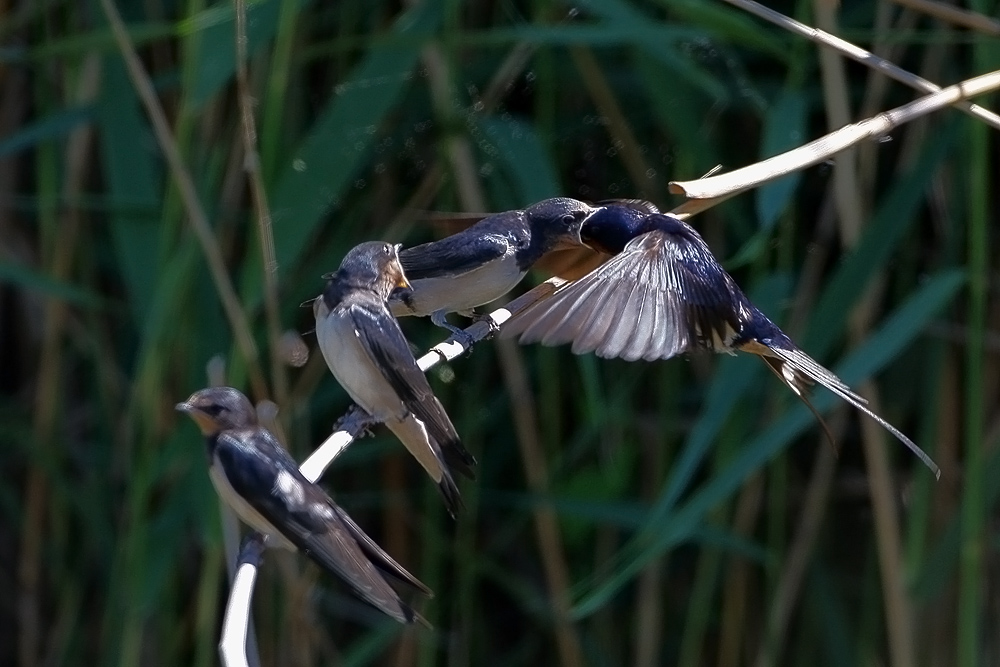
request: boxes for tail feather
[441,439,477,480]
[759,357,839,457]
[332,506,433,597]
[762,346,940,479]
[387,416,468,514]
[437,469,465,519]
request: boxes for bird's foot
[334,404,374,437]
[470,310,501,338]
[431,310,476,353]
[239,532,266,566]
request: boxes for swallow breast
[315,310,409,422]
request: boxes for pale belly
[392,258,526,317]
[315,311,407,422]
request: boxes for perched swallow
[502,203,940,477]
[175,386,432,625]
[314,242,477,517]
[388,198,601,335]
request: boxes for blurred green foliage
[2,0,998,665]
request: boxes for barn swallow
[502,204,940,478]
[388,198,600,337]
[314,241,477,517]
[175,386,432,625]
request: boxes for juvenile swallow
[389,198,601,336]
[314,241,477,517]
[175,386,432,625]
[502,204,940,477]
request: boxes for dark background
[2,0,999,665]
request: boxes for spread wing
[214,429,429,624]
[502,229,742,362]
[349,303,477,478]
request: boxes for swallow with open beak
[314,241,476,517]
[502,201,940,478]
[176,386,432,625]
[388,197,601,339]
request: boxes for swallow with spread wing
[502,201,940,478]
[314,241,477,517]
[176,386,432,625]
[389,197,601,339]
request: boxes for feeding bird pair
[323,197,936,478]
[177,196,940,626]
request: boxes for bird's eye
[204,404,223,416]
[561,214,576,225]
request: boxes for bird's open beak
[556,205,601,251]
[391,244,412,290]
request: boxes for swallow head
[578,204,650,255]
[176,386,256,435]
[525,198,600,251]
[336,241,412,301]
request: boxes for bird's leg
[431,309,476,350]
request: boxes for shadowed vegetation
[2,0,998,665]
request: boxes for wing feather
[596,255,652,359]
[503,230,728,362]
[399,233,510,280]
[349,303,476,479]
[214,431,429,624]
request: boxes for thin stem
[234,0,287,406]
[721,0,1000,128]
[957,110,989,667]
[99,0,268,399]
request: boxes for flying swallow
[314,241,477,517]
[175,386,432,625]
[502,203,940,477]
[388,198,601,337]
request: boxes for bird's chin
[552,234,584,252]
[177,404,219,435]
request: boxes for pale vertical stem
[813,3,915,666]
[497,339,586,667]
